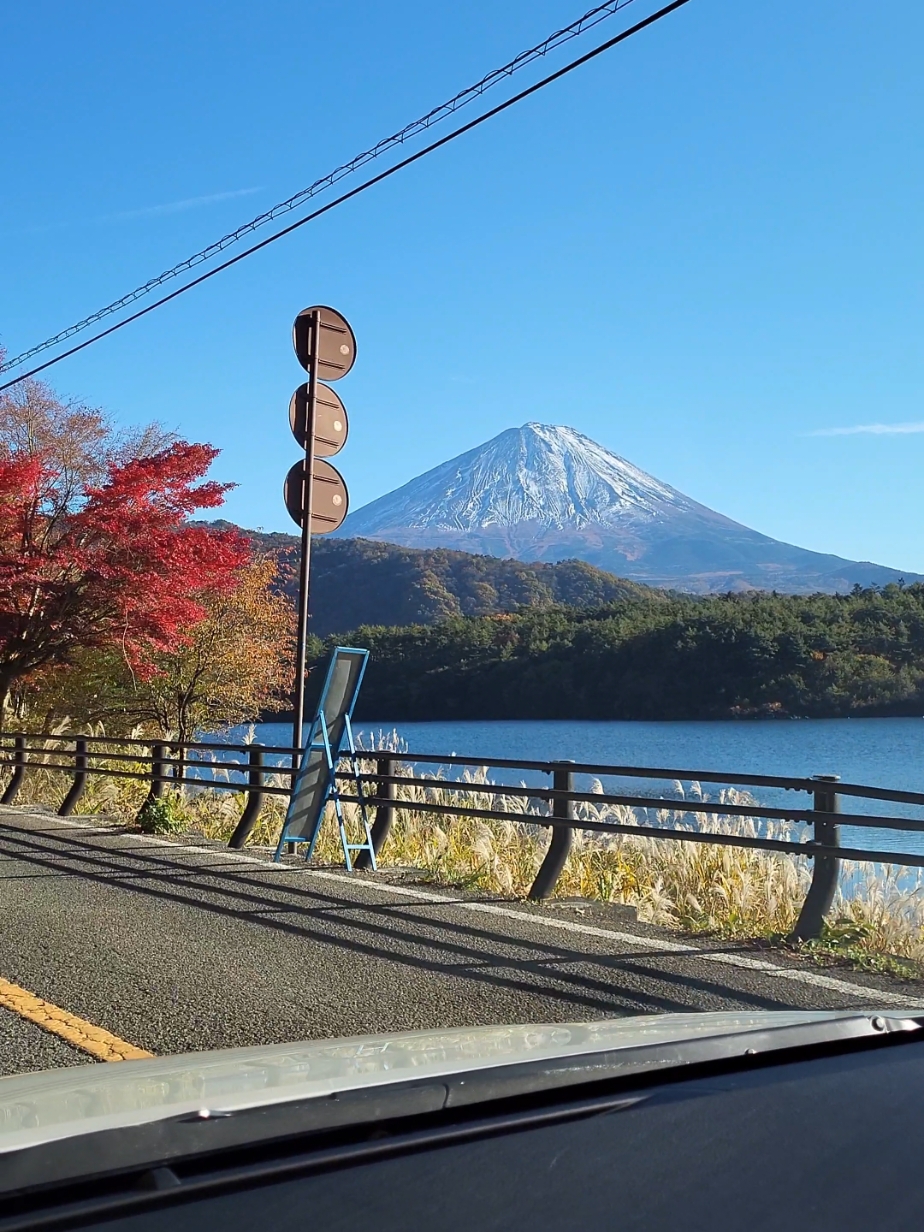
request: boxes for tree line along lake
[249,716,924,859]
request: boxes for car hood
[0,1010,875,1153]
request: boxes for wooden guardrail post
[529,762,575,901]
[228,748,265,849]
[790,775,841,942]
[58,738,88,816]
[355,757,396,869]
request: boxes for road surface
[1,805,922,1077]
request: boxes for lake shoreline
[261,709,924,724]
[239,714,924,898]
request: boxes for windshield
[1,0,923,1119]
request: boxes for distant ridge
[334,422,920,595]
[205,525,662,637]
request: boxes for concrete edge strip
[304,871,924,1010]
[49,818,924,1011]
[48,823,300,869]
[0,977,153,1063]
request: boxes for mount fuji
[335,423,919,594]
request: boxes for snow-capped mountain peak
[334,422,919,595]
[342,423,705,536]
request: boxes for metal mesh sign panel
[284,648,368,841]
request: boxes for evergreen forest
[306,584,924,721]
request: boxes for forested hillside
[310,584,924,721]
[210,524,661,634]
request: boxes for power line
[0,0,691,393]
[0,0,640,380]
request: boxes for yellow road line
[0,978,153,1062]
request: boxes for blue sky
[2,0,923,571]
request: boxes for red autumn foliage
[0,439,249,710]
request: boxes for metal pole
[292,308,321,754]
[150,743,166,800]
[529,762,576,901]
[790,774,841,942]
[1,735,26,805]
[58,737,88,817]
[136,742,167,825]
[355,757,396,869]
[228,748,265,849]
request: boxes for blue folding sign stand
[274,647,376,871]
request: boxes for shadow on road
[0,821,807,1020]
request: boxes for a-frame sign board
[274,647,375,870]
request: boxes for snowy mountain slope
[348,423,703,530]
[336,424,919,594]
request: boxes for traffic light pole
[292,308,321,753]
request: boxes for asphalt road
[2,805,923,1078]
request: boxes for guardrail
[3,731,924,941]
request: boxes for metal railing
[0,733,298,844]
[3,731,924,941]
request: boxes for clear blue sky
[2,0,923,571]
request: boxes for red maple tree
[0,439,249,717]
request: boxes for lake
[241,717,924,859]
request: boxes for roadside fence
[3,730,924,941]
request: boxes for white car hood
[0,1011,858,1153]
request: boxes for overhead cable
[0,0,640,379]
[0,0,690,392]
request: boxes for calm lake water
[238,717,924,860]
[254,717,924,793]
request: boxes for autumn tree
[0,367,176,491]
[132,553,294,742]
[0,373,248,720]
[152,553,293,741]
[32,554,295,742]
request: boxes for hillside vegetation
[312,584,924,721]
[213,524,661,635]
